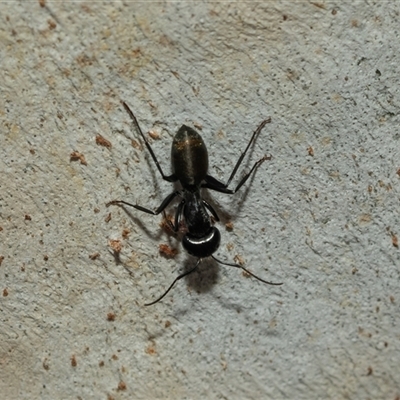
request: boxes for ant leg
[202,199,220,222]
[162,211,175,232]
[203,118,271,194]
[203,156,270,194]
[107,190,180,215]
[211,255,282,286]
[203,155,270,194]
[122,101,177,183]
[224,118,271,188]
[163,200,185,232]
[144,259,201,306]
[173,200,185,231]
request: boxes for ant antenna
[211,255,283,286]
[144,259,201,306]
[145,256,282,306]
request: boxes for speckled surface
[1,1,399,399]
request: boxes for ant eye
[107,102,280,305]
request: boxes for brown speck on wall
[70,151,87,165]
[89,252,100,260]
[109,239,122,253]
[96,135,112,148]
[107,312,116,321]
[42,358,50,370]
[71,355,77,367]
[122,228,130,239]
[159,244,178,258]
[391,232,398,248]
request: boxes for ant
[107,102,282,305]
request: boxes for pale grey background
[1,1,399,399]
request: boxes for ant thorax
[182,190,213,238]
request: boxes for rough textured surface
[1,1,399,399]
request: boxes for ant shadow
[181,256,219,295]
[114,204,173,241]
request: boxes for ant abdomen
[182,227,221,258]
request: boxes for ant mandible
[107,102,282,305]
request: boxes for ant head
[182,227,221,258]
[171,125,209,187]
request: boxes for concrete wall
[1,1,399,399]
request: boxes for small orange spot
[71,355,77,367]
[70,151,87,165]
[96,135,112,148]
[145,343,157,355]
[107,312,116,321]
[109,239,122,253]
[131,139,141,149]
[89,252,100,260]
[159,244,178,258]
[225,221,234,231]
[76,53,94,67]
[47,19,56,30]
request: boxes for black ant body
[107,102,282,305]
